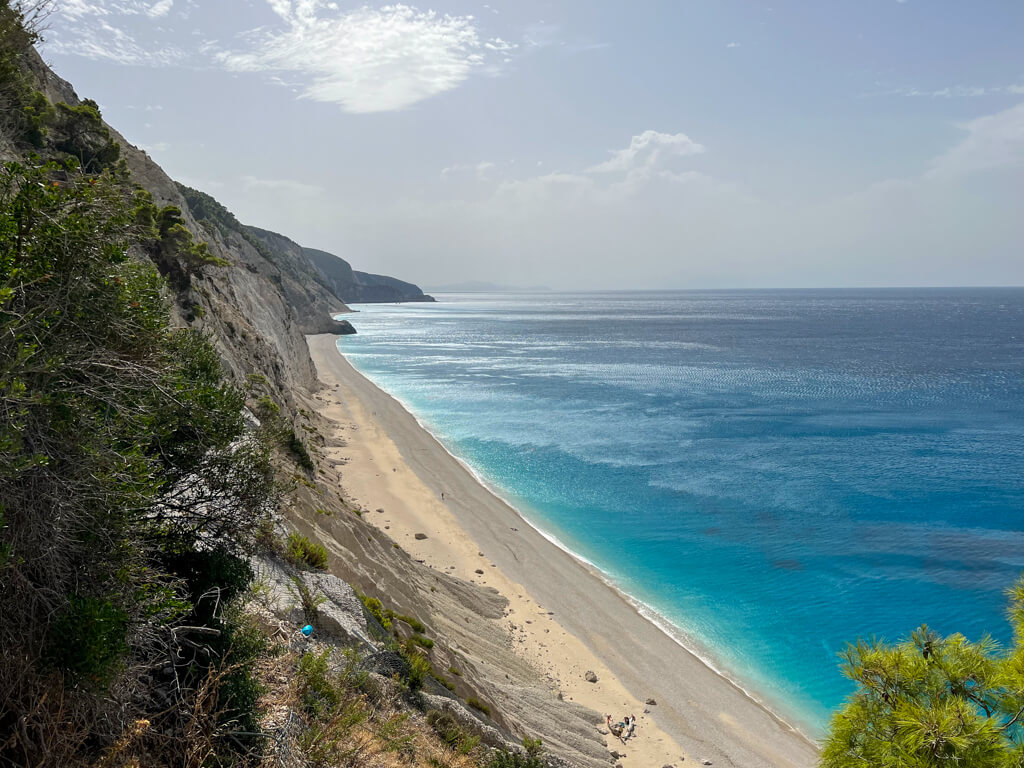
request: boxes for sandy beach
[307,333,820,768]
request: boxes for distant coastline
[425,281,551,293]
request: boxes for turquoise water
[336,289,1024,734]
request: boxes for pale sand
[308,334,820,768]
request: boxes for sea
[335,289,1024,736]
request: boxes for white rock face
[303,571,374,648]
[250,556,374,649]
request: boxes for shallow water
[336,289,1024,734]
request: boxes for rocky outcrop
[304,247,435,304]
[304,317,357,336]
[252,557,376,649]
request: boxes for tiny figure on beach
[605,714,628,743]
[625,714,637,739]
[441,491,445,501]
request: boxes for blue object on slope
[301,624,313,637]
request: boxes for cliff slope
[0,32,608,768]
[305,246,435,304]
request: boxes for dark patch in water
[773,559,804,571]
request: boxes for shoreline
[308,334,820,768]
[342,359,819,742]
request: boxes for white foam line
[335,337,820,742]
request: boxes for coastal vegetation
[823,579,1024,767]
[0,152,277,761]
[286,532,331,570]
[0,6,277,762]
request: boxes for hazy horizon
[43,1,1024,291]
[419,285,1024,293]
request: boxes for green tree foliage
[50,99,121,172]
[130,189,230,290]
[0,157,278,764]
[823,580,1024,768]
[154,204,229,268]
[46,595,129,689]
[0,1,52,147]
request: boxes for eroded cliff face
[17,51,351,408]
[8,49,610,768]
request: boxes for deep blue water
[336,289,1024,735]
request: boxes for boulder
[584,670,598,683]
[303,571,374,648]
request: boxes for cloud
[879,82,1024,99]
[47,0,514,111]
[57,0,170,19]
[726,41,740,48]
[587,130,706,174]
[240,175,325,196]
[441,161,498,180]
[216,2,493,113]
[147,0,173,19]
[45,18,187,65]
[929,102,1024,177]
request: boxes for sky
[40,0,1024,290]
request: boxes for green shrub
[255,515,282,554]
[217,610,269,734]
[288,430,315,471]
[521,736,543,758]
[447,665,462,677]
[0,6,53,146]
[357,593,393,631]
[407,634,434,650]
[403,649,433,692]
[286,532,329,570]
[466,697,491,717]
[393,613,427,633]
[46,595,128,688]
[297,649,343,718]
[0,137,277,763]
[292,576,325,625]
[160,548,254,619]
[485,749,547,768]
[51,100,121,172]
[426,709,480,754]
[296,648,374,765]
